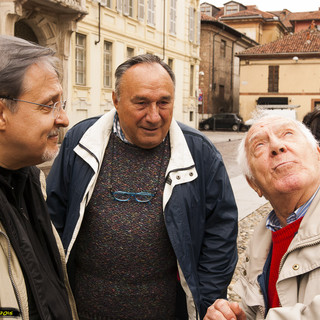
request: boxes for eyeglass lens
[53,101,66,119]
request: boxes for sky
[200,0,320,13]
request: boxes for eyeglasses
[0,96,66,119]
[110,190,154,203]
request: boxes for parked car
[199,113,248,131]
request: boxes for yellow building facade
[238,57,320,121]
[237,28,320,122]
[68,0,201,128]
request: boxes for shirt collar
[113,112,132,144]
[266,185,320,231]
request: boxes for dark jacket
[46,109,238,319]
[0,166,78,320]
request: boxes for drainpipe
[230,40,234,112]
[95,2,101,45]
[162,0,165,59]
[211,28,223,114]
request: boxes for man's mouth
[273,161,295,171]
[47,129,60,138]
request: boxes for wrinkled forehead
[246,117,298,146]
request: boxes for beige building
[0,0,87,137]
[1,0,201,129]
[67,0,201,128]
[236,25,320,122]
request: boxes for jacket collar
[74,109,196,175]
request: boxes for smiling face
[245,117,320,201]
[0,61,69,169]
[112,62,174,149]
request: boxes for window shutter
[189,7,195,42]
[116,0,122,12]
[170,0,176,34]
[138,0,145,21]
[123,0,129,15]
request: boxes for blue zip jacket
[46,110,238,319]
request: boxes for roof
[288,11,320,22]
[201,2,320,32]
[213,4,278,20]
[236,25,320,57]
[201,13,259,45]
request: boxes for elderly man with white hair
[204,115,320,320]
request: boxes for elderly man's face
[112,62,174,149]
[245,117,320,200]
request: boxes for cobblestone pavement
[227,201,272,302]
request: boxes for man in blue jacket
[46,54,238,320]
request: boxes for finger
[205,299,237,320]
[204,306,229,320]
[229,302,247,320]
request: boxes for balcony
[23,0,88,17]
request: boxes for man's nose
[146,104,161,122]
[270,137,286,156]
[55,108,69,127]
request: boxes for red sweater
[268,217,303,308]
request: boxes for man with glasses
[0,35,77,319]
[46,54,238,320]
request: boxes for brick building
[199,13,257,119]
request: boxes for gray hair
[0,35,60,112]
[237,115,318,179]
[114,53,175,98]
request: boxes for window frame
[75,33,86,86]
[103,40,113,88]
[268,65,279,93]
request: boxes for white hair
[237,115,318,179]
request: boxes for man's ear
[246,176,263,198]
[112,91,119,110]
[0,100,8,130]
[316,145,320,161]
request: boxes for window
[268,65,279,92]
[220,39,226,58]
[169,0,176,35]
[147,0,155,26]
[104,41,112,88]
[189,7,195,42]
[197,11,201,44]
[116,0,122,12]
[123,0,133,17]
[190,65,194,96]
[168,58,173,70]
[127,47,134,59]
[189,111,194,122]
[75,33,86,85]
[138,0,145,21]
[100,0,111,8]
[225,3,239,15]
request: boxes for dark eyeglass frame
[0,95,66,119]
[110,190,155,203]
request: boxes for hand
[204,299,246,320]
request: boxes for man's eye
[40,105,52,111]
[158,101,170,108]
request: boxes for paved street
[203,130,268,220]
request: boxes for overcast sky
[200,0,320,13]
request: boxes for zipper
[0,230,24,319]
